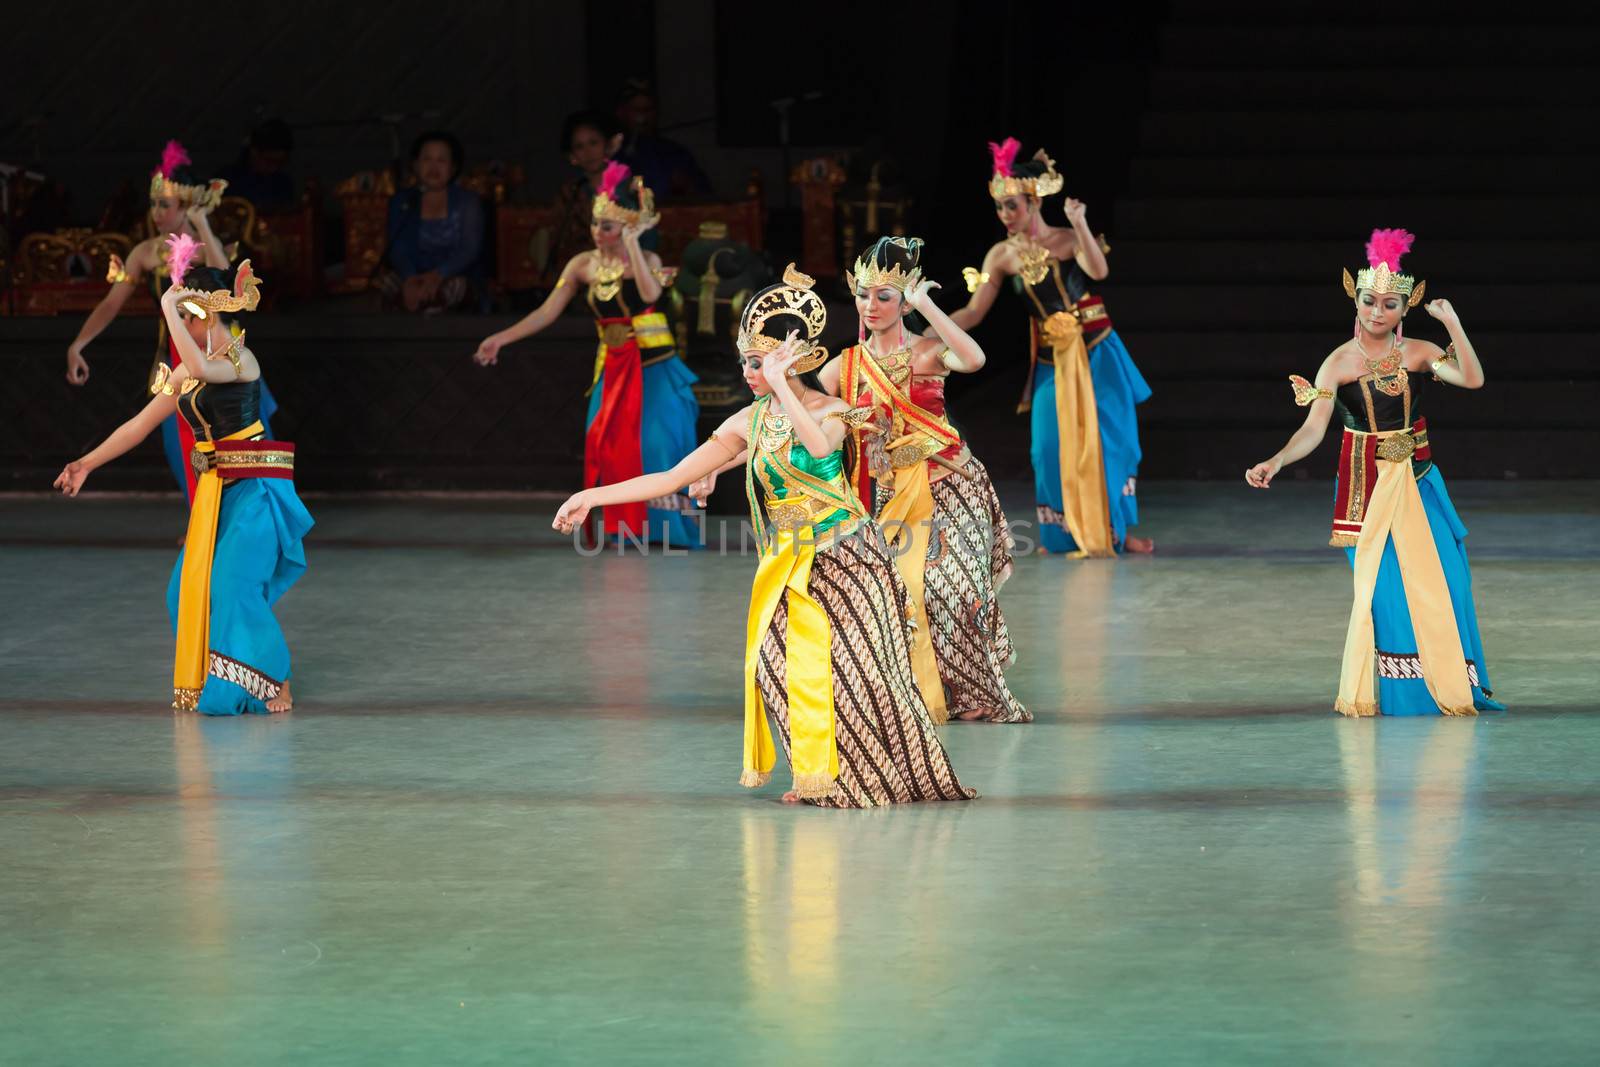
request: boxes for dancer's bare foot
[1124,535,1155,554]
[955,708,992,721]
[266,681,294,714]
[781,790,801,804]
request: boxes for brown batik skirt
[755,524,978,808]
[913,457,1031,723]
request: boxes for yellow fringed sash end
[739,770,772,788]
[790,773,837,800]
[1441,705,1479,717]
[1335,699,1380,718]
[172,687,202,712]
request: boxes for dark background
[3,0,1596,492]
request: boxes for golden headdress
[174,253,264,318]
[1341,228,1426,307]
[736,263,829,373]
[148,140,228,209]
[986,137,1064,199]
[591,161,658,227]
[850,236,924,293]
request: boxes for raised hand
[553,490,594,533]
[1424,298,1458,326]
[1244,459,1281,489]
[761,331,805,388]
[1063,198,1089,227]
[54,461,89,497]
[904,278,943,312]
[623,214,660,242]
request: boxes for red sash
[585,315,647,535]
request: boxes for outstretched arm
[473,256,585,364]
[1245,356,1339,488]
[947,244,1005,332]
[65,279,137,384]
[555,412,749,531]
[54,375,185,496]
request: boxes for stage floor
[3,481,1599,1064]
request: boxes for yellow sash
[875,454,948,723]
[1042,311,1114,558]
[742,526,838,797]
[172,420,264,710]
[1336,433,1475,717]
[739,399,867,797]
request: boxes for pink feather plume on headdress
[598,161,631,199]
[164,233,201,286]
[155,139,191,179]
[988,137,1021,178]
[1365,227,1415,270]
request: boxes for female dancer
[554,266,975,807]
[474,162,698,545]
[55,240,312,715]
[816,236,1029,724]
[1245,228,1501,717]
[950,137,1151,557]
[66,140,278,500]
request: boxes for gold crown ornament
[591,161,658,228]
[179,259,264,318]
[148,140,228,208]
[736,263,829,373]
[850,239,924,295]
[986,137,1065,199]
[1341,228,1427,307]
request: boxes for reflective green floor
[3,482,1598,1065]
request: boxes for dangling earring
[205,326,213,358]
[858,311,867,344]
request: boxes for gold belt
[598,322,633,347]
[1362,427,1429,463]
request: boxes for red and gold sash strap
[851,346,962,455]
[1330,419,1431,546]
[838,346,876,511]
[204,439,296,480]
[172,420,270,710]
[1336,426,1474,717]
[1040,311,1114,558]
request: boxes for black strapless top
[1019,257,1090,319]
[178,378,263,441]
[1335,369,1427,433]
[587,276,653,320]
